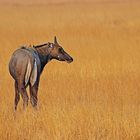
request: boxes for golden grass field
[0,0,140,139]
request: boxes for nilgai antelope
[9,37,73,110]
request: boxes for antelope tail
[25,60,32,86]
[25,59,37,86]
[30,59,37,86]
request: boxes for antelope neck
[35,45,52,72]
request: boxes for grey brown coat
[9,37,73,110]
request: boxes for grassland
[0,0,140,140]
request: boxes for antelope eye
[59,48,63,52]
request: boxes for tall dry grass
[0,1,140,140]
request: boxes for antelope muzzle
[58,50,73,63]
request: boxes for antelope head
[48,36,73,63]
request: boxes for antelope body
[9,37,73,110]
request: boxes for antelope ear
[54,36,58,44]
